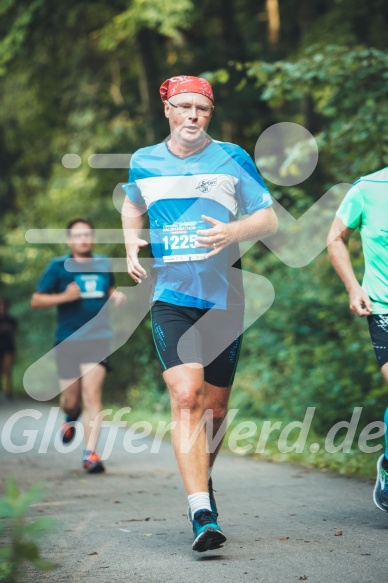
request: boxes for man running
[32,218,125,473]
[122,75,277,551]
[327,166,388,512]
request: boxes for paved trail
[0,400,386,582]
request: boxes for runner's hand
[196,214,234,258]
[62,282,81,302]
[110,291,127,306]
[349,286,373,317]
[126,239,148,284]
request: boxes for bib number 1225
[161,220,208,262]
[162,233,197,250]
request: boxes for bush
[0,477,57,583]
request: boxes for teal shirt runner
[336,167,388,314]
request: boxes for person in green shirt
[327,166,388,512]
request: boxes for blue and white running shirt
[123,140,272,310]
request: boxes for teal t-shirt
[36,255,114,342]
[336,167,388,314]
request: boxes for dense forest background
[1,0,387,448]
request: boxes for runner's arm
[226,206,277,242]
[108,288,126,305]
[327,216,372,317]
[31,282,81,309]
[196,206,277,257]
[122,196,148,284]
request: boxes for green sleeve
[336,184,364,229]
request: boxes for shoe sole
[84,462,105,474]
[373,455,388,512]
[192,527,226,552]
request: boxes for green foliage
[236,45,388,180]
[96,0,194,49]
[0,0,45,75]
[0,477,57,582]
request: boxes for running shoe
[373,454,388,512]
[187,477,218,525]
[60,421,76,444]
[82,451,105,474]
[192,509,226,552]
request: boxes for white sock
[188,492,211,516]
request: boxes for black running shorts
[368,315,388,368]
[54,339,112,379]
[150,301,243,388]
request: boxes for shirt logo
[196,178,217,193]
[85,279,97,293]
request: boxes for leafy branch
[0,477,57,583]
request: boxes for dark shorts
[368,315,388,368]
[150,301,244,388]
[54,339,112,379]
[0,339,15,357]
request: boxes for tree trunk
[137,28,159,143]
[217,0,246,142]
[297,0,320,132]
[266,0,280,49]
[219,0,245,61]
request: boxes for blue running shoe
[373,454,388,512]
[192,509,226,552]
[82,450,105,474]
[187,478,218,525]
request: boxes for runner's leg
[2,352,14,397]
[155,304,227,549]
[381,364,388,460]
[382,363,388,384]
[204,383,231,469]
[199,307,243,469]
[80,362,106,453]
[163,363,209,495]
[59,378,82,419]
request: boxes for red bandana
[159,75,214,104]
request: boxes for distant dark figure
[0,299,18,400]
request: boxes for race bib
[75,274,106,299]
[161,220,208,263]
